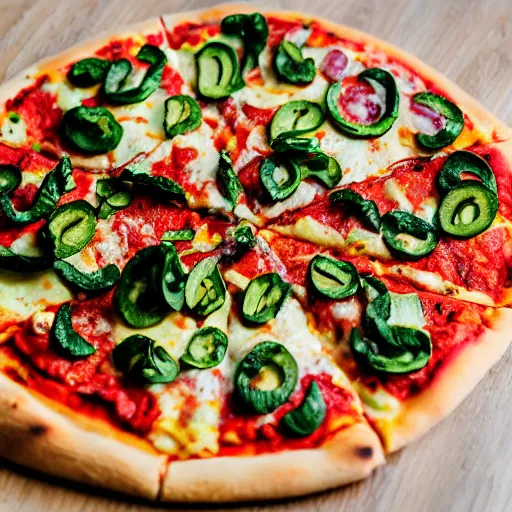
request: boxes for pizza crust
[160,421,384,502]
[0,373,167,499]
[381,307,512,452]
[162,3,512,143]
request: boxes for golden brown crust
[0,373,166,499]
[160,422,384,503]
[379,308,512,453]
[163,3,512,143]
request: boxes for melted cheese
[0,116,27,144]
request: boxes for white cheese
[41,80,98,111]
[383,178,413,211]
[10,232,43,257]
[262,181,319,219]
[0,116,27,145]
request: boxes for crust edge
[384,307,512,452]
[159,421,384,503]
[0,373,166,499]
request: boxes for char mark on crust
[29,425,47,436]
[355,446,374,459]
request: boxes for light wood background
[1,1,511,511]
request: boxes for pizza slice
[271,139,512,306]
[251,228,512,452]
[158,5,511,223]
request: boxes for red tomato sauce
[165,22,220,50]
[266,17,303,47]
[242,104,278,126]
[5,76,62,146]
[219,373,357,455]
[9,294,160,433]
[160,66,184,96]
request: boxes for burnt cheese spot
[355,446,374,459]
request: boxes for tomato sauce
[219,373,357,455]
[165,22,220,50]
[5,76,62,146]
[160,66,184,96]
[266,17,303,47]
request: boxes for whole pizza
[0,3,511,503]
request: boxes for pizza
[0,3,511,503]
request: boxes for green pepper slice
[195,42,244,100]
[0,165,21,193]
[281,381,326,436]
[437,150,497,196]
[103,45,166,105]
[381,211,438,259]
[181,326,228,369]
[0,245,52,273]
[217,150,243,210]
[121,164,185,199]
[96,178,132,219]
[0,157,75,224]
[62,106,123,154]
[309,255,359,299]
[51,303,96,358]
[44,200,97,259]
[221,12,268,74]
[329,188,381,232]
[53,260,120,292]
[269,100,325,143]
[242,273,291,324]
[185,257,226,316]
[226,224,256,260]
[271,136,320,154]
[438,181,498,238]
[274,41,316,85]
[234,341,298,414]
[164,95,203,138]
[260,155,301,201]
[161,244,186,311]
[412,92,464,150]
[326,68,399,138]
[113,334,179,384]
[161,228,195,242]
[115,245,184,328]
[67,57,110,87]
[350,326,432,374]
[299,153,342,189]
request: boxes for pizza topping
[0,156,75,224]
[115,245,184,328]
[161,228,195,242]
[0,244,52,272]
[163,94,202,139]
[103,44,167,105]
[113,334,179,384]
[217,150,243,210]
[326,68,399,138]
[53,260,120,292]
[411,92,464,150]
[309,255,359,299]
[234,341,298,414]
[274,41,316,85]
[185,256,226,316]
[44,200,97,259]
[0,164,21,193]
[329,189,381,232]
[280,381,326,436]
[242,272,291,324]
[269,100,325,144]
[221,12,269,74]
[299,153,342,189]
[96,178,131,220]
[437,150,497,195]
[51,303,96,358]
[67,58,110,87]
[181,326,228,369]
[61,106,123,154]
[320,49,348,82]
[438,182,498,238]
[195,42,244,100]
[350,278,432,374]
[381,211,438,259]
[260,155,301,200]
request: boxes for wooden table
[1,0,511,510]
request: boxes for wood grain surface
[0,1,511,511]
